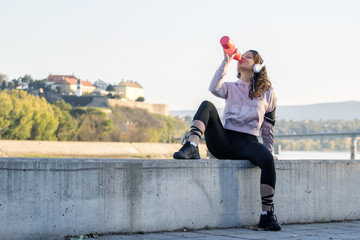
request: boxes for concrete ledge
[0,158,359,240]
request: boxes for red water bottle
[220,36,241,61]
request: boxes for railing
[274,132,360,160]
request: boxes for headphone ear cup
[253,64,262,73]
[253,62,265,73]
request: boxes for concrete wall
[0,158,359,240]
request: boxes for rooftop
[118,80,143,89]
[47,75,94,87]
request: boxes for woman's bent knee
[194,100,218,126]
[199,100,216,110]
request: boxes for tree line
[0,74,38,90]
[0,90,113,141]
[105,106,188,142]
[274,119,360,151]
[0,90,188,142]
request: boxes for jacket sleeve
[261,89,277,153]
[208,60,231,99]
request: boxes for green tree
[106,106,188,142]
[0,74,8,90]
[28,79,45,90]
[0,92,13,138]
[18,74,33,84]
[5,90,35,139]
[30,96,59,140]
[106,84,115,91]
[135,97,145,102]
[51,100,77,141]
[8,79,19,89]
[1,81,7,90]
[71,108,113,141]
[0,90,59,140]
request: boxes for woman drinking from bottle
[173,45,281,231]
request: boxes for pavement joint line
[94,221,360,240]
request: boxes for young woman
[173,49,281,231]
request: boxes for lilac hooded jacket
[209,60,277,153]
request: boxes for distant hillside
[276,101,360,120]
[170,110,197,117]
[170,101,360,121]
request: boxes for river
[275,151,359,160]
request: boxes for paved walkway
[94,220,360,240]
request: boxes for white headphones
[253,62,265,73]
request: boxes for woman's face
[237,51,255,73]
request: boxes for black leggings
[193,100,276,189]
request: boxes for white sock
[261,211,268,215]
[190,141,197,147]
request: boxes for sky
[1,0,360,111]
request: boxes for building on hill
[116,80,144,101]
[94,79,109,90]
[92,88,109,96]
[46,75,95,95]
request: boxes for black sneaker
[258,211,281,231]
[173,141,200,159]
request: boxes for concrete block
[0,158,359,240]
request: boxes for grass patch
[17,154,70,158]
[131,154,153,158]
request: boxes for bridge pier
[274,144,281,155]
[350,135,358,160]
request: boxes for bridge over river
[274,132,360,160]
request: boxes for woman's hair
[238,50,271,99]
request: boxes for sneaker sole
[173,153,200,159]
